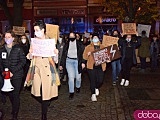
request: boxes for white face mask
[92,38,99,43]
[21,39,26,44]
[126,38,131,42]
[35,30,44,38]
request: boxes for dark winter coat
[118,37,141,65]
[0,44,26,79]
[60,40,85,74]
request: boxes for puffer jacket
[0,44,26,79]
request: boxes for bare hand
[82,63,85,69]
[59,66,63,70]
[54,49,59,55]
[29,46,33,53]
[121,33,124,37]
[26,53,33,60]
[88,52,91,56]
[10,72,13,77]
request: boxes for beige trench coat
[31,57,58,100]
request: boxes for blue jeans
[111,59,121,82]
[66,58,81,93]
[151,53,158,70]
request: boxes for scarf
[24,56,60,87]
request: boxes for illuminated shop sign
[94,16,118,24]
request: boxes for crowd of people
[0,20,159,120]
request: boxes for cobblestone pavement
[0,64,160,120]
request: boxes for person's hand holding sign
[88,52,91,56]
[54,48,59,55]
[59,66,63,71]
[27,46,33,60]
[81,63,85,69]
[53,48,59,64]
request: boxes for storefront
[88,15,119,39]
[33,0,87,34]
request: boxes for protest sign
[13,26,25,35]
[84,32,90,38]
[137,24,151,37]
[102,35,119,47]
[122,23,137,35]
[92,44,121,66]
[46,24,59,43]
[31,38,56,57]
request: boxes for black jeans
[88,68,104,94]
[36,86,50,114]
[8,78,22,113]
[121,58,133,80]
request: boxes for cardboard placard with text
[92,44,121,66]
[13,26,25,35]
[31,38,56,57]
[46,24,59,43]
[84,32,90,38]
[102,35,119,47]
[122,23,137,35]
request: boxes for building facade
[0,0,159,36]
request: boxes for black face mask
[69,38,75,41]
[113,35,118,37]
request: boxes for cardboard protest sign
[137,24,151,37]
[122,23,137,35]
[13,26,25,35]
[84,32,90,38]
[46,24,59,43]
[102,35,119,47]
[92,44,121,66]
[31,38,56,57]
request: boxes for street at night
[1,64,160,120]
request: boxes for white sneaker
[124,80,129,86]
[91,94,97,102]
[120,79,125,86]
[95,89,99,96]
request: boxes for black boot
[69,93,74,100]
[10,112,18,120]
[42,114,47,120]
[76,87,80,93]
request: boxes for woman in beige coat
[27,20,58,120]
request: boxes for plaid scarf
[25,57,60,87]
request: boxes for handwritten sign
[138,24,151,37]
[31,38,56,57]
[84,32,90,38]
[122,23,137,35]
[46,24,59,43]
[92,44,121,66]
[13,26,25,35]
[102,35,119,47]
